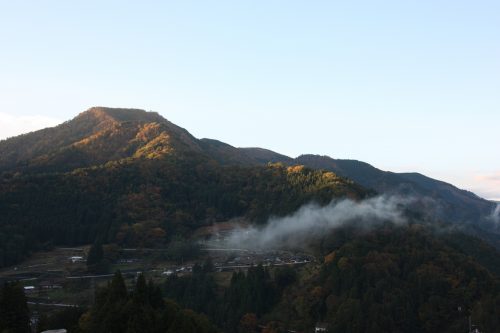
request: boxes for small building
[162,270,174,276]
[23,286,35,294]
[315,322,328,332]
[471,325,481,333]
[69,256,84,263]
[39,281,63,290]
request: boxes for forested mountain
[239,149,497,227]
[0,108,367,267]
[0,107,498,267]
[268,225,500,333]
[1,107,500,332]
[0,106,496,230]
[0,107,202,173]
[294,155,496,223]
[160,224,500,333]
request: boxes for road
[27,301,79,308]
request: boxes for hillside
[1,106,494,229]
[159,224,500,333]
[0,108,367,267]
[241,147,496,223]
[0,106,498,264]
[0,107,202,173]
[293,155,496,227]
[266,225,500,333]
[1,107,500,332]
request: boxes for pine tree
[86,240,105,272]
[0,282,30,333]
[108,270,128,302]
[133,274,147,305]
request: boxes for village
[0,219,323,333]
[0,238,317,332]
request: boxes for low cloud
[0,112,61,140]
[223,196,409,250]
[491,204,500,224]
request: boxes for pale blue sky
[0,1,499,199]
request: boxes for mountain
[0,107,496,227]
[0,107,367,267]
[239,148,498,236]
[1,107,500,332]
[0,106,498,265]
[269,225,500,333]
[293,155,496,224]
[0,107,202,173]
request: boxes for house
[162,270,174,276]
[23,286,35,294]
[471,325,481,333]
[315,322,328,332]
[39,281,63,290]
[69,256,84,263]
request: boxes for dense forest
[0,282,30,333]
[78,271,217,333]
[159,225,500,333]
[271,225,500,332]
[163,260,295,332]
[0,272,218,333]
[0,156,366,267]
[5,222,499,333]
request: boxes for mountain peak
[0,106,201,173]
[78,107,165,124]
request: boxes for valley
[0,108,499,333]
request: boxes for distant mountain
[293,155,496,224]
[239,148,497,226]
[240,147,294,165]
[198,139,258,166]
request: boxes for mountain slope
[269,225,500,333]
[1,107,499,332]
[0,106,498,265]
[239,148,497,231]
[0,107,202,173]
[0,108,368,267]
[0,107,495,228]
[294,154,496,224]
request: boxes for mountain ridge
[0,107,203,173]
[0,107,496,233]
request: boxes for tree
[87,240,107,273]
[0,282,30,333]
[239,313,258,333]
[80,270,218,333]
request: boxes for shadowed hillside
[0,108,367,267]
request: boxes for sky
[0,1,499,200]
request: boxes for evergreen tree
[108,270,128,303]
[80,270,218,333]
[0,282,30,333]
[147,279,164,309]
[86,240,105,273]
[132,273,148,305]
